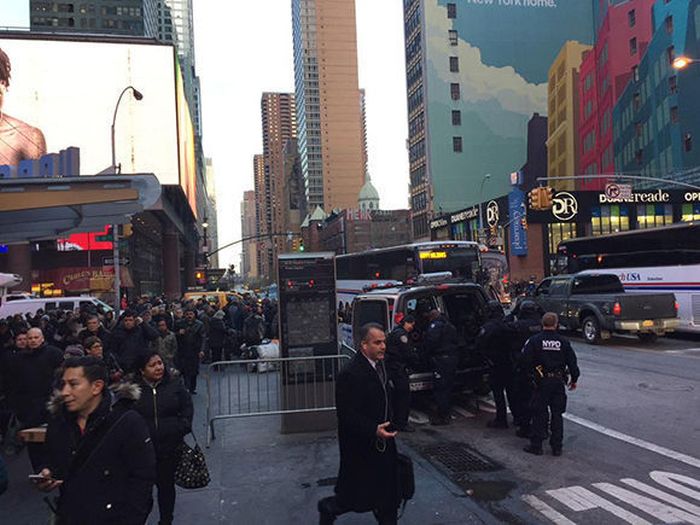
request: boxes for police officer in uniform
[521,312,580,456]
[425,309,459,426]
[385,315,417,432]
[509,300,542,437]
[476,301,517,428]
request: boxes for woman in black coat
[133,350,193,525]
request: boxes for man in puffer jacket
[35,356,156,525]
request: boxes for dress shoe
[523,444,543,455]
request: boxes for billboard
[0,36,197,215]
[424,0,594,210]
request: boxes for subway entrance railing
[205,354,351,446]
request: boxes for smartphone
[28,474,48,481]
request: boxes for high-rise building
[360,88,368,177]
[401,0,593,239]
[578,0,655,190]
[241,190,258,279]
[257,92,297,281]
[547,41,592,191]
[30,1,158,37]
[615,0,700,201]
[204,157,219,269]
[253,153,267,281]
[292,0,365,212]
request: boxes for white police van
[341,278,492,393]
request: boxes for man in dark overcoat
[318,323,399,524]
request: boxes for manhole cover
[422,443,500,473]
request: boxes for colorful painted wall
[423,0,594,212]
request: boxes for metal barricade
[205,354,351,446]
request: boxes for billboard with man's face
[0,36,196,214]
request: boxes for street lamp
[110,86,143,315]
[672,56,695,70]
[478,173,491,238]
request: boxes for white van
[0,296,113,318]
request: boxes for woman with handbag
[133,350,193,525]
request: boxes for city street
[404,333,700,524]
[3,333,699,524]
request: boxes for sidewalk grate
[422,443,501,474]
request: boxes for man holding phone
[318,323,399,524]
[34,356,156,524]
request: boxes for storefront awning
[0,174,160,244]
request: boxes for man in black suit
[318,323,399,524]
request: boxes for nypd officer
[386,314,417,432]
[425,309,459,426]
[521,312,580,456]
[476,301,516,429]
[509,300,542,437]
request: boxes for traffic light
[539,186,554,210]
[528,188,542,210]
[122,223,134,238]
[298,240,305,252]
[195,269,206,285]
[521,217,528,230]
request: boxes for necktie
[377,361,386,385]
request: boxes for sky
[0,0,410,269]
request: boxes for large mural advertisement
[424,0,594,211]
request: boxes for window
[666,15,673,34]
[548,279,570,296]
[628,9,636,27]
[632,65,639,82]
[450,82,460,100]
[671,106,679,123]
[448,29,458,46]
[667,45,675,65]
[451,110,461,126]
[449,56,459,72]
[630,37,638,55]
[685,133,693,152]
[447,3,456,19]
[453,136,463,153]
[669,75,678,94]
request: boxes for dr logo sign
[552,192,578,221]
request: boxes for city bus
[556,222,700,333]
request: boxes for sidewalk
[1,386,497,525]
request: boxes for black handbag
[174,432,210,489]
[397,452,415,502]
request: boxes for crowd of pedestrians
[0,292,278,523]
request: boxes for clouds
[425,0,547,117]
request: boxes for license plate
[642,320,654,327]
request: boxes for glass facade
[591,205,630,235]
[548,223,577,254]
[636,203,673,228]
[681,203,700,221]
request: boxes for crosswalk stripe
[620,479,700,517]
[593,482,700,524]
[547,486,652,525]
[521,494,578,525]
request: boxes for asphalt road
[404,332,700,524]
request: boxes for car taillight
[675,301,679,312]
[613,302,622,316]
